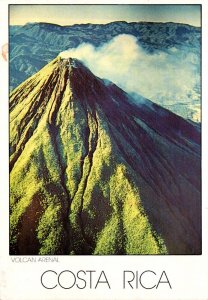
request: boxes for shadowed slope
[10,57,201,255]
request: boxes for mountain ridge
[18,20,201,29]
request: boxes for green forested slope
[10,57,201,255]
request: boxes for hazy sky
[10,4,201,27]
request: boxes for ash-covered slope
[10,57,201,255]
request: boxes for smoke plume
[59,34,200,106]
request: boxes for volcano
[9,57,201,255]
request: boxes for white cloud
[59,34,200,106]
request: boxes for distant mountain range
[10,56,201,255]
[9,21,201,122]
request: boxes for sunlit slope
[10,57,201,255]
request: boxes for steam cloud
[59,34,200,106]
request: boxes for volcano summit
[9,57,201,255]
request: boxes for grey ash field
[9,22,201,255]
